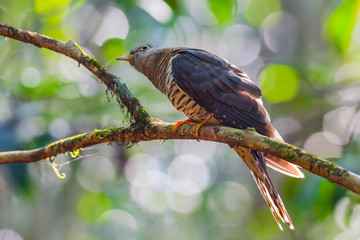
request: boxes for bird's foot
[174,119,207,137]
[193,120,207,137]
[174,119,193,132]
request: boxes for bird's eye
[140,45,150,51]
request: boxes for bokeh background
[1,0,360,239]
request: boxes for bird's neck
[133,49,174,94]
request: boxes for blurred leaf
[24,75,65,100]
[243,0,282,28]
[347,191,360,204]
[44,9,69,24]
[34,0,70,14]
[325,0,360,52]
[308,63,331,84]
[207,0,236,24]
[314,180,336,220]
[101,38,124,63]
[72,0,88,9]
[248,207,285,237]
[164,0,180,13]
[259,64,299,103]
[35,0,71,24]
[41,24,67,41]
[77,192,113,223]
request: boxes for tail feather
[265,129,304,178]
[234,146,294,230]
[265,155,304,178]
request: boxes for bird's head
[116,44,160,75]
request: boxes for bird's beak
[116,54,133,62]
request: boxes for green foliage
[243,0,282,28]
[34,0,71,24]
[21,75,65,100]
[34,0,70,13]
[314,180,337,220]
[164,0,180,13]
[259,64,299,103]
[77,192,113,223]
[248,207,285,238]
[101,38,124,63]
[325,0,360,52]
[207,0,236,24]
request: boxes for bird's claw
[174,119,207,137]
[193,120,207,137]
[174,119,193,132]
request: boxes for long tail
[234,146,294,230]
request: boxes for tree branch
[1,23,359,195]
[0,120,359,194]
[0,23,150,123]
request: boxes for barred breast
[165,81,219,124]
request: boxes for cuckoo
[116,44,304,230]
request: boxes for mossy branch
[0,120,359,195]
[0,24,359,195]
[0,23,149,123]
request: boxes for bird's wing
[171,48,303,178]
[171,48,271,136]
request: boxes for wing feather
[171,48,303,178]
[172,48,271,136]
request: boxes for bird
[116,44,304,230]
